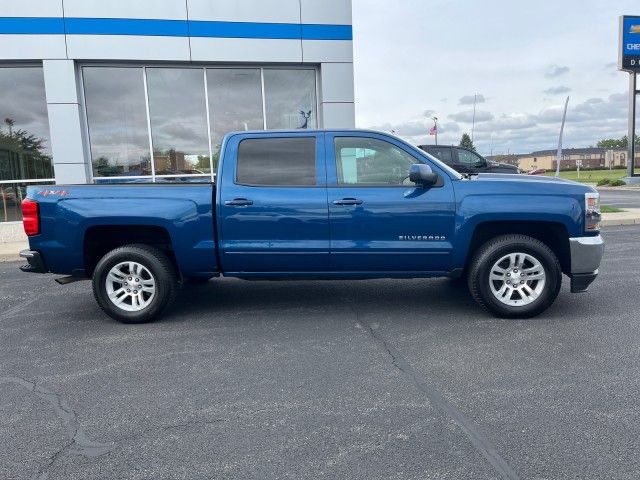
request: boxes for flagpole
[554,96,569,178]
[432,116,438,145]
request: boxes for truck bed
[26,183,218,278]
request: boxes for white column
[319,62,356,128]
[42,60,90,184]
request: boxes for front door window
[335,137,416,186]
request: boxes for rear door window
[457,149,485,168]
[236,137,316,186]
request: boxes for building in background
[0,0,354,226]
[517,148,638,172]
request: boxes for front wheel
[467,234,562,318]
[92,244,177,323]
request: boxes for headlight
[585,192,601,232]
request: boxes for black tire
[447,275,468,289]
[467,234,562,318]
[92,244,177,324]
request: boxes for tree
[459,133,476,152]
[596,135,640,149]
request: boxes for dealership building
[0,0,355,229]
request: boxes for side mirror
[409,164,439,187]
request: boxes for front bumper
[568,235,604,293]
[19,250,47,274]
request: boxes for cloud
[423,109,436,117]
[475,113,537,133]
[366,117,462,148]
[449,110,494,123]
[543,86,571,95]
[544,65,570,78]
[459,94,486,105]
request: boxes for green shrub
[596,178,611,186]
[609,179,626,186]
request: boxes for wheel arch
[465,221,571,275]
[83,225,177,277]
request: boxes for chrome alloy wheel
[488,252,546,307]
[105,261,156,312]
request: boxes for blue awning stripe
[0,17,352,40]
[0,17,65,35]
[65,18,189,37]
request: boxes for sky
[351,0,638,155]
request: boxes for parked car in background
[417,145,519,175]
[528,168,547,175]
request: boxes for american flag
[429,125,437,135]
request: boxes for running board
[55,276,87,285]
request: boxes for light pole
[471,94,477,143]
[4,117,14,136]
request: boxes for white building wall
[0,0,355,185]
[42,60,89,184]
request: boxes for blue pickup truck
[19,130,604,323]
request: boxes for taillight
[22,199,40,236]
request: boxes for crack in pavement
[340,293,520,480]
[0,376,115,479]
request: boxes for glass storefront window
[0,181,51,222]
[263,69,317,130]
[82,65,319,182]
[146,68,210,176]
[207,68,263,170]
[0,67,54,183]
[83,67,151,177]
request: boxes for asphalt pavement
[599,188,640,208]
[1,225,640,479]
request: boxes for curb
[596,186,640,191]
[0,242,27,263]
[601,218,640,226]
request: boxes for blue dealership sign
[620,16,640,70]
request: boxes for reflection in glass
[237,137,316,186]
[0,181,52,222]
[334,137,416,185]
[146,68,210,175]
[207,69,263,169]
[0,67,54,184]
[263,70,317,130]
[84,67,150,177]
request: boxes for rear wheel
[92,244,177,323]
[467,234,561,318]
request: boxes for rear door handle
[332,198,363,206]
[224,198,253,206]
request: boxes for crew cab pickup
[20,130,604,323]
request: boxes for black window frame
[234,136,318,187]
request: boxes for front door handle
[224,198,253,206]
[332,198,363,206]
